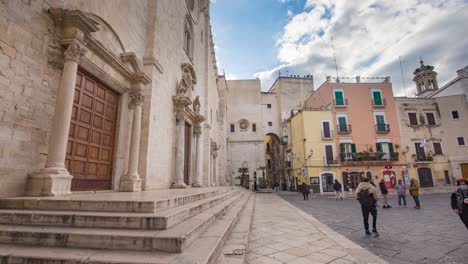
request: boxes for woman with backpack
[355,178,379,237]
[451,179,468,230]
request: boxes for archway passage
[67,70,118,191]
[417,168,434,188]
[461,164,468,180]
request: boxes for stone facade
[225,76,313,187]
[0,0,225,197]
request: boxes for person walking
[379,179,391,208]
[409,178,421,209]
[253,175,257,192]
[395,179,407,206]
[333,179,343,200]
[451,179,468,230]
[301,182,309,200]
[356,178,379,237]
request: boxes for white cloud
[256,0,468,95]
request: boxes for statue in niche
[177,65,196,96]
[193,96,201,115]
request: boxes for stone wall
[0,0,222,197]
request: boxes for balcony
[340,152,399,162]
[333,98,348,107]
[337,125,352,134]
[372,98,386,107]
[321,130,334,139]
[285,161,292,168]
[413,154,433,163]
[326,159,339,166]
[375,124,390,133]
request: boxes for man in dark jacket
[451,179,468,230]
[333,179,343,200]
[379,179,391,208]
[301,182,309,200]
[356,178,379,236]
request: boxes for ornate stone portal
[172,64,206,188]
[26,9,151,196]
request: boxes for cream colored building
[0,0,226,197]
[225,76,314,188]
[395,62,468,187]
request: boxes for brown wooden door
[184,122,192,185]
[66,70,118,191]
[323,122,331,138]
[325,145,333,164]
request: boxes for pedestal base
[119,175,142,192]
[172,181,187,189]
[26,168,73,196]
[192,182,203,188]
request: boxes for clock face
[238,119,249,131]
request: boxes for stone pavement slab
[278,192,468,264]
[246,194,387,264]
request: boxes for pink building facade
[305,77,405,190]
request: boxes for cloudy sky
[211,0,468,96]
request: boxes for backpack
[358,189,374,208]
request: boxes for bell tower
[413,58,439,97]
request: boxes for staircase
[0,187,253,264]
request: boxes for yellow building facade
[290,110,340,194]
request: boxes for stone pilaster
[120,88,144,192]
[192,115,205,187]
[26,40,86,196]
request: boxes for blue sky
[211,0,307,79]
[211,0,468,95]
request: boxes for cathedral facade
[0,0,225,197]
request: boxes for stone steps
[0,189,240,230]
[0,190,253,264]
[0,191,244,253]
[0,187,234,213]
[215,194,255,264]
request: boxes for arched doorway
[461,164,468,180]
[321,173,334,192]
[264,133,283,189]
[417,167,434,187]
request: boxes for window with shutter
[230,124,235,132]
[433,142,443,155]
[408,112,418,126]
[372,90,382,105]
[322,122,331,138]
[426,113,436,126]
[334,90,344,105]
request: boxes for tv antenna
[331,37,339,81]
[399,56,407,97]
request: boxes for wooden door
[322,122,331,138]
[417,168,434,188]
[184,122,192,185]
[66,70,118,191]
[325,145,334,164]
[461,164,468,180]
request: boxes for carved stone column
[192,115,205,187]
[120,88,144,192]
[172,95,192,188]
[26,41,86,196]
[211,142,220,187]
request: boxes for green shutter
[340,143,345,154]
[388,143,394,154]
[335,91,344,105]
[373,91,382,105]
[351,144,356,153]
[376,143,382,152]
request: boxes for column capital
[173,95,192,122]
[129,88,144,109]
[64,40,87,63]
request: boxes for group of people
[353,177,468,236]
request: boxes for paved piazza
[246,194,386,264]
[278,192,468,264]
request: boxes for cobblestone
[278,192,468,264]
